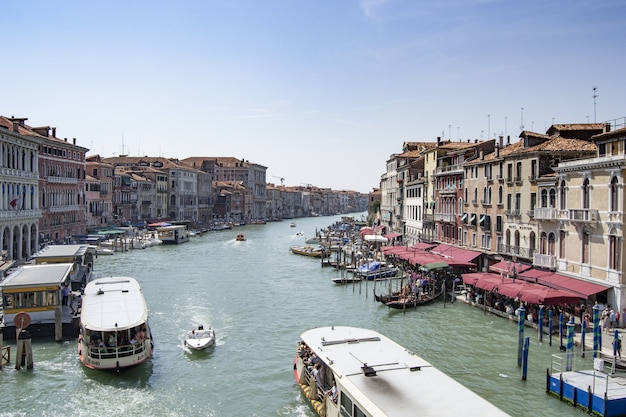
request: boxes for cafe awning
[430,244,481,264]
[518,269,607,298]
[489,260,532,275]
[384,232,402,240]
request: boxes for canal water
[2,213,590,416]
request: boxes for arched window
[559,180,567,209]
[549,189,556,208]
[541,189,548,207]
[559,230,566,259]
[548,232,556,256]
[540,231,547,254]
[488,187,492,204]
[529,231,536,254]
[582,178,590,209]
[581,230,590,264]
[473,188,477,204]
[610,176,619,212]
[609,227,620,270]
[498,186,503,205]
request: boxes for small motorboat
[236,233,246,241]
[185,325,216,351]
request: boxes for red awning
[489,260,532,275]
[517,286,582,306]
[519,269,607,298]
[430,244,481,264]
[384,232,402,240]
[462,272,499,290]
[408,251,446,267]
[496,280,530,298]
[411,242,436,251]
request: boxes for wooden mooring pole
[15,329,33,370]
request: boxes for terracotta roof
[591,126,626,141]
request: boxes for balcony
[436,164,463,175]
[534,207,557,220]
[486,175,493,183]
[528,174,537,183]
[439,185,458,195]
[608,211,623,223]
[47,175,78,184]
[513,176,523,185]
[533,253,556,270]
[49,204,81,213]
[434,213,456,223]
[504,209,521,217]
[568,208,599,222]
[481,199,491,207]
[505,177,513,185]
[496,174,503,181]
[497,244,534,260]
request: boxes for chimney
[495,143,500,158]
[12,121,19,132]
[73,138,76,145]
[436,136,441,145]
[480,149,484,160]
[52,127,56,137]
[605,123,611,133]
[507,135,511,145]
[498,135,503,148]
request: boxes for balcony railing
[568,208,599,222]
[497,244,534,260]
[504,209,521,217]
[434,213,456,223]
[534,207,557,220]
[533,253,556,269]
[439,186,458,195]
[47,175,78,184]
[608,211,623,223]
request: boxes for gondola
[384,287,444,309]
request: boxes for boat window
[340,395,353,416]
[354,405,366,417]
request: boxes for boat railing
[87,339,148,360]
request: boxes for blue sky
[2,0,624,193]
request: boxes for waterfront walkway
[454,292,625,368]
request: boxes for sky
[2,0,625,193]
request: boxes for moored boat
[290,245,328,258]
[157,225,190,244]
[77,276,154,371]
[354,261,399,280]
[184,325,216,350]
[0,263,79,340]
[294,326,511,417]
[236,233,246,241]
[30,244,97,290]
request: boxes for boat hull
[185,329,216,350]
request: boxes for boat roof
[301,326,510,417]
[0,264,73,289]
[81,277,148,331]
[31,244,95,261]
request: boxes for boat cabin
[30,244,96,290]
[157,225,190,244]
[0,263,75,338]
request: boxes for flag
[9,198,17,209]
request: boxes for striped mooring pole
[517,306,525,368]
[565,317,575,372]
[593,304,601,358]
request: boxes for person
[617,336,622,359]
[61,284,70,306]
[326,382,338,402]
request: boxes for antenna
[593,86,598,123]
[520,107,524,131]
[487,114,490,140]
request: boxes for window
[581,231,590,264]
[609,228,620,270]
[559,230,566,258]
[610,177,619,212]
[559,180,567,209]
[582,178,590,209]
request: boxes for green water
[0,213,588,416]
